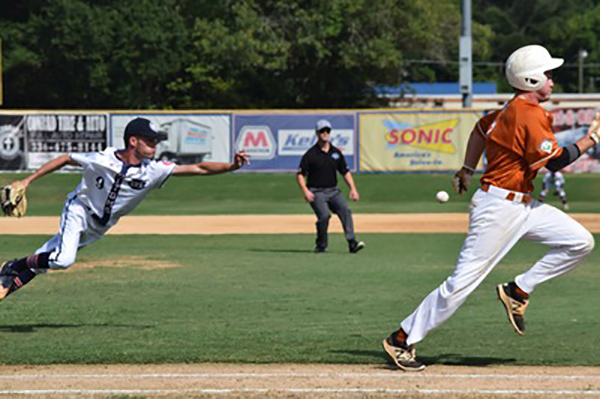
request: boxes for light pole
[578,49,588,93]
[0,39,3,106]
[459,0,472,108]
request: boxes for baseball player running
[0,117,249,301]
[383,45,597,371]
[538,170,569,210]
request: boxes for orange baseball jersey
[474,110,500,139]
[479,97,563,193]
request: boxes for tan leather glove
[1,181,27,217]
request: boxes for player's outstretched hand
[452,168,472,195]
[233,151,250,169]
[588,112,600,137]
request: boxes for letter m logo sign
[236,125,276,159]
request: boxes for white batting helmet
[505,45,564,91]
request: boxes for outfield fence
[1,107,598,173]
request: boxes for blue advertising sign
[233,114,356,171]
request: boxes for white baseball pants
[401,186,595,346]
[35,196,110,270]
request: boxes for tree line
[1,0,600,109]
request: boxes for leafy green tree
[1,0,190,108]
[6,0,599,108]
[472,0,600,92]
[171,0,462,108]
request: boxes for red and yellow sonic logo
[384,119,458,154]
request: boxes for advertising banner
[233,114,356,171]
[111,114,231,163]
[0,115,27,170]
[359,111,481,172]
[26,114,108,170]
[551,107,600,173]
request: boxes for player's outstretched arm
[13,155,80,188]
[172,151,250,176]
[546,113,600,172]
[576,113,600,153]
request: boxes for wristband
[590,132,600,145]
[462,164,476,173]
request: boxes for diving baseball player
[383,45,597,371]
[0,117,249,301]
[538,170,569,210]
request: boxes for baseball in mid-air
[436,190,449,203]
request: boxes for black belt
[71,195,105,226]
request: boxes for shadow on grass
[0,323,154,333]
[331,349,390,362]
[249,248,315,254]
[333,349,517,367]
[419,353,517,366]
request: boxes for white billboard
[111,114,231,163]
[277,129,354,156]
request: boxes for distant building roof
[376,82,497,96]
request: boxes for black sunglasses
[318,128,331,133]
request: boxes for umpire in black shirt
[296,119,365,253]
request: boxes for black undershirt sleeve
[546,143,581,172]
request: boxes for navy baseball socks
[383,328,426,371]
[0,252,50,300]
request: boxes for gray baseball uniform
[35,147,176,269]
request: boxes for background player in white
[538,170,569,210]
[0,117,249,301]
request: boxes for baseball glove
[1,182,27,217]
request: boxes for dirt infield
[3,213,600,234]
[0,363,599,398]
[2,213,599,398]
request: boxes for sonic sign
[359,112,480,172]
[384,119,458,154]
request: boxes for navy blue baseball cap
[124,118,168,143]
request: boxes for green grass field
[0,172,598,367]
[1,172,599,215]
[0,233,598,366]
